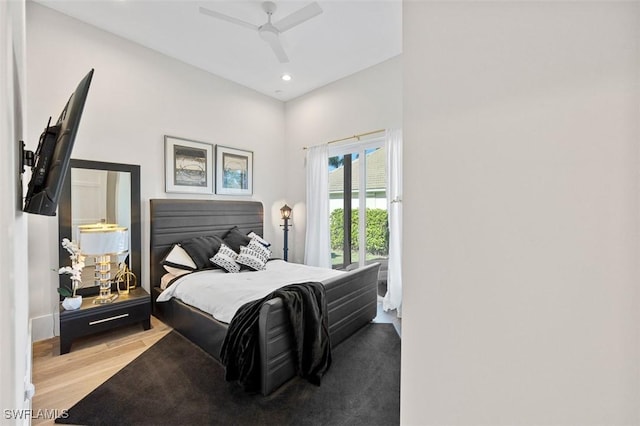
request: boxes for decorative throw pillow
[164,267,192,278]
[180,235,224,270]
[161,244,197,274]
[247,231,271,247]
[223,226,252,253]
[210,243,240,273]
[236,238,272,271]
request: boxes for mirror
[59,159,141,297]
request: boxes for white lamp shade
[79,224,128,255]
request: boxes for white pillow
[162,244,197,275]
[164,266,192,278]
[210,244,240,273]
[236,238,272,271]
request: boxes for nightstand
[59,286,151,354]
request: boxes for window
[328,139,388,269]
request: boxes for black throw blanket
[220,281,332,392]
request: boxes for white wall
[1,0,31,422]
[284,55,402,262]
[26,3,287,341]
[402,2,640,425]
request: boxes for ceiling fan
[199,1,323,63]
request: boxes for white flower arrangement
[58,238,85,298]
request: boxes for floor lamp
[280,204,292,261]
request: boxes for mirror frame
[58,159,141,297]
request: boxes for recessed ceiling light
[281,74,292,82]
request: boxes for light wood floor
[30,316,171,425]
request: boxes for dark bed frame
[149,199,380,395]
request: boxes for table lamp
[79,223,128,304]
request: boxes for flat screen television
[22,68,94,216]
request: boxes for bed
[149,199,380,395]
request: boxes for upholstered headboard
[149,199,264,291]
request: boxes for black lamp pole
[282,217,290,261]
[280,204,292,262]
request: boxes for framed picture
[164,136,214,194]
[215,146,253,195]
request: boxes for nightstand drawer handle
[89,313,129,325]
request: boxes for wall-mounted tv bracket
[20,140,35,174]
[19,117,58,186]
[19,117,54,174]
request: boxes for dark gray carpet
[56,323,400,426]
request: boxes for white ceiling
[34,0,402,102]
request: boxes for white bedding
[156,259,344,323]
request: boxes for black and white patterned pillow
[247,232,271,247]
[236,238,271,271]
[210,244,240,273]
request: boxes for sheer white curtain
[383,129,403,317]
[304,144,332,268]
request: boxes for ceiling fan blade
[199,6,259,31]
[273,2,323,33]
[265,35,290,63]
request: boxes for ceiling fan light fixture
[258,23,279,42]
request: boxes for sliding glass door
[329,140,388,270]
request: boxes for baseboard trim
[31,312,58,342]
